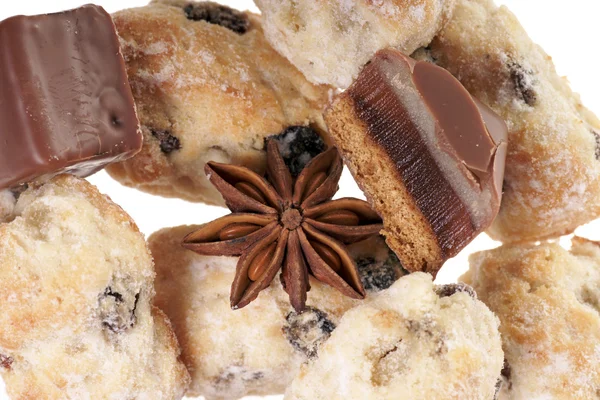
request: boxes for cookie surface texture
[106,0,331,204]
[284,273,504,400]
[0,175,190,399]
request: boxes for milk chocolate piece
[325,49,507,275]
[0,5,142,190]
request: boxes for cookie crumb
[151,129,181,154]
[283,307,335,359]
[269,126,325,177]
[183,3,249,34]
[508,60,537,106]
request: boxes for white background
[0,1,599,399]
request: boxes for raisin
[357,250,408,292]
[507,60,537,106]
[151,129,181,154]
[183,3,249,34]
[435,283,477,299]
[591,129,600,160]
[499,359,513,392]
[214,366,265,390]
[411,46,438,64]
[269,126,326,177]
[98,287,140,334]
[283,307,335,359]
[0,354,13,370]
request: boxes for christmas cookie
[464,238,600,399]
[415,0,600,242]
[284,273,504,400]
[0,175,189,399]
[149,226,403,399]
[106,0,331,205]
[254,0,456,88]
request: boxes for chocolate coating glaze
[0,5,141,190]
[347,49,507,259]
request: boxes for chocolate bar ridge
[0,5,142,190]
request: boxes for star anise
[182,140,383,312]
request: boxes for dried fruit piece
[183,2,249,34]
[508,60,537,106]
[357,251,406,292]
[435,283,477,299]
[270,126,326,177]
[98,286,140,334]
[592,129,600,160]
[0,354,13,369]
[283,307,335,359]
[151,129,181,154]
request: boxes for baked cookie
[284,273,504,400]
[464,238,600,399]
[0,176,190,399]
[254,0,456,88]
[106,0,332,205]
[414,0,600,242]
[149,226,404,399]
[0,190,15,223]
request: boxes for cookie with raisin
[414,0,600,242]
[106,0,331,205]
[254,0,456,88]
[284,273,503,400]
[464,238,600,399]
[148,226,405,399]
[0,175,189,399]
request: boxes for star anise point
[183,139,383,311]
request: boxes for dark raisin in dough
[283,307,335,359]
[151,129,181,154]
[183,2,249,34]
[435,283,477,299]
[10,183,28,200]
[357,251,407,292]
[0,354,13,369]
[98,287,140,334]
[508,60,537,106]
[591,129,600,160]
[269,126,326,177]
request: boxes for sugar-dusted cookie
[415,0,600,242]
[285,273,504,400]
[106,0,332,205]
[0,175,189,399]
[149,226,404,399]
[254,0,456,88]
[464,238,600,399]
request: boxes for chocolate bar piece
[0,5,142,190]
[325,49,507,275]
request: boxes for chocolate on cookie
[326,48,507,275]
[106,0,332,205]
[414,0,600,243]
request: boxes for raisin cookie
[414,0,600,242]
[464,238,600,399]
[106,0,332,205]
[284,273,504,400]
[0,176,190,399]
[254,0,456,88]
[149,226,404,399]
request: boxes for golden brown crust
[463,240,600,399]
[106,1,332,205]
